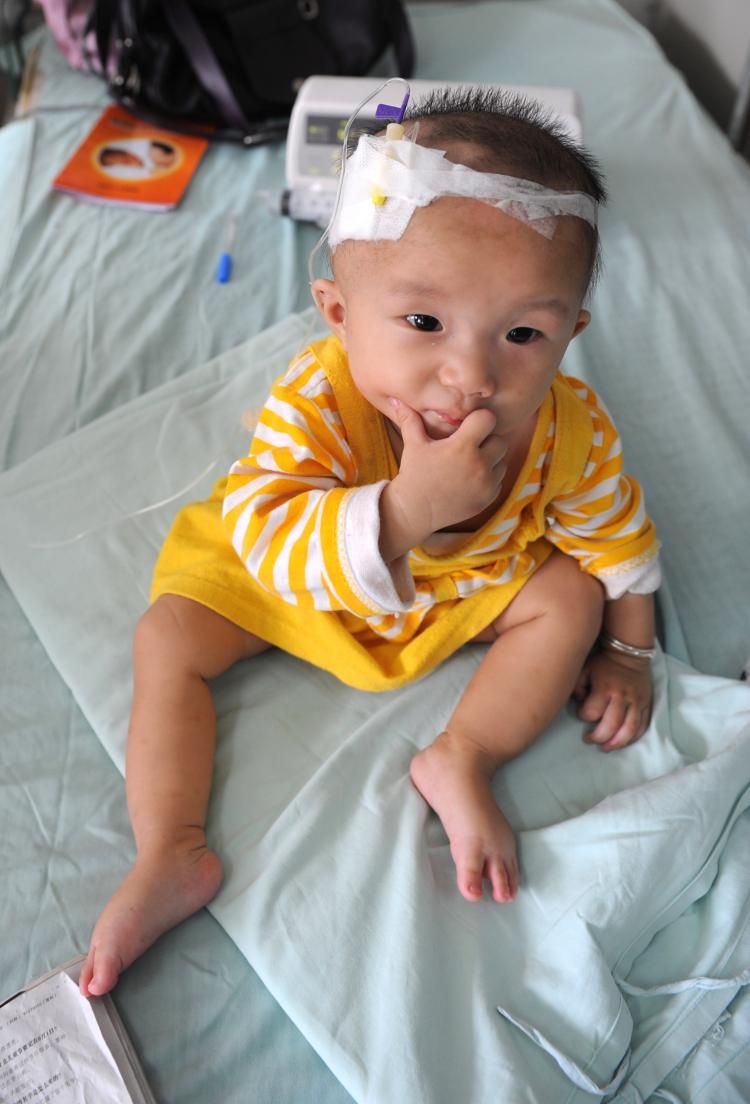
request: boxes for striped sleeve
[545,380,661,599]
[222,353,414,616]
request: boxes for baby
[80,88,660,998]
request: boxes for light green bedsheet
[0,310,748,1103]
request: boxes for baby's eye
[405,314,442,333]
[506,327,540,344]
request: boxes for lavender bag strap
[161,0,253,134]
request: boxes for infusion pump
[281,75,584,226]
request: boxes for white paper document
[0,968,139,1104]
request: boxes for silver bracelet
[599,630,656,660]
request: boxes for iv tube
[306,77,411,290]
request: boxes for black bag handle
[86,0,415,142]
[161,0,253,134]
[87,0,287,142]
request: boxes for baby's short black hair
[405,86,607,292]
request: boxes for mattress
[1,3,749,1101]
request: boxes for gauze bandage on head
[327,130,598,249]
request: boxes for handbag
[77,0,416,144]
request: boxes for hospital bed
[0,3,749,1101]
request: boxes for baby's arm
[541,382,662,750]
[574,591,655,752]
[223,374,506,618]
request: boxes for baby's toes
[78,954,95,997]
[80,944,121,998]
[487,853,518,903]
[451,837,486,901]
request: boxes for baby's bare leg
[80,595,268,997]
[411,552,603,903]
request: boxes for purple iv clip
[375,92,410,124]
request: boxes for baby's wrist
[600,650,652,675]
[598,630,655,670]
[379,478,432,562]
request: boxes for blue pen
[216,215,236,283]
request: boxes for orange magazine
[53,106,209,211]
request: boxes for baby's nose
[441,348,496,397]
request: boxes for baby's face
[315,197,590,443]
[100,149,144,168]
[149,142,177,168]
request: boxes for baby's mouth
[428,409,465,427]
[419,409,466,440]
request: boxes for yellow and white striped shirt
[222,337,660,646]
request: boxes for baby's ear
[572,309,591,337]
[311,278,347,339]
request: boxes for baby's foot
[79,830,222,997]
[410,732,518,903]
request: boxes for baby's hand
[387,398,508,537]
[574,651,653,752]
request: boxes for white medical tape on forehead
[328,134,598,249]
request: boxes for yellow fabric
[152,336,652,691]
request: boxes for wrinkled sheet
[1,1,750,1102]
